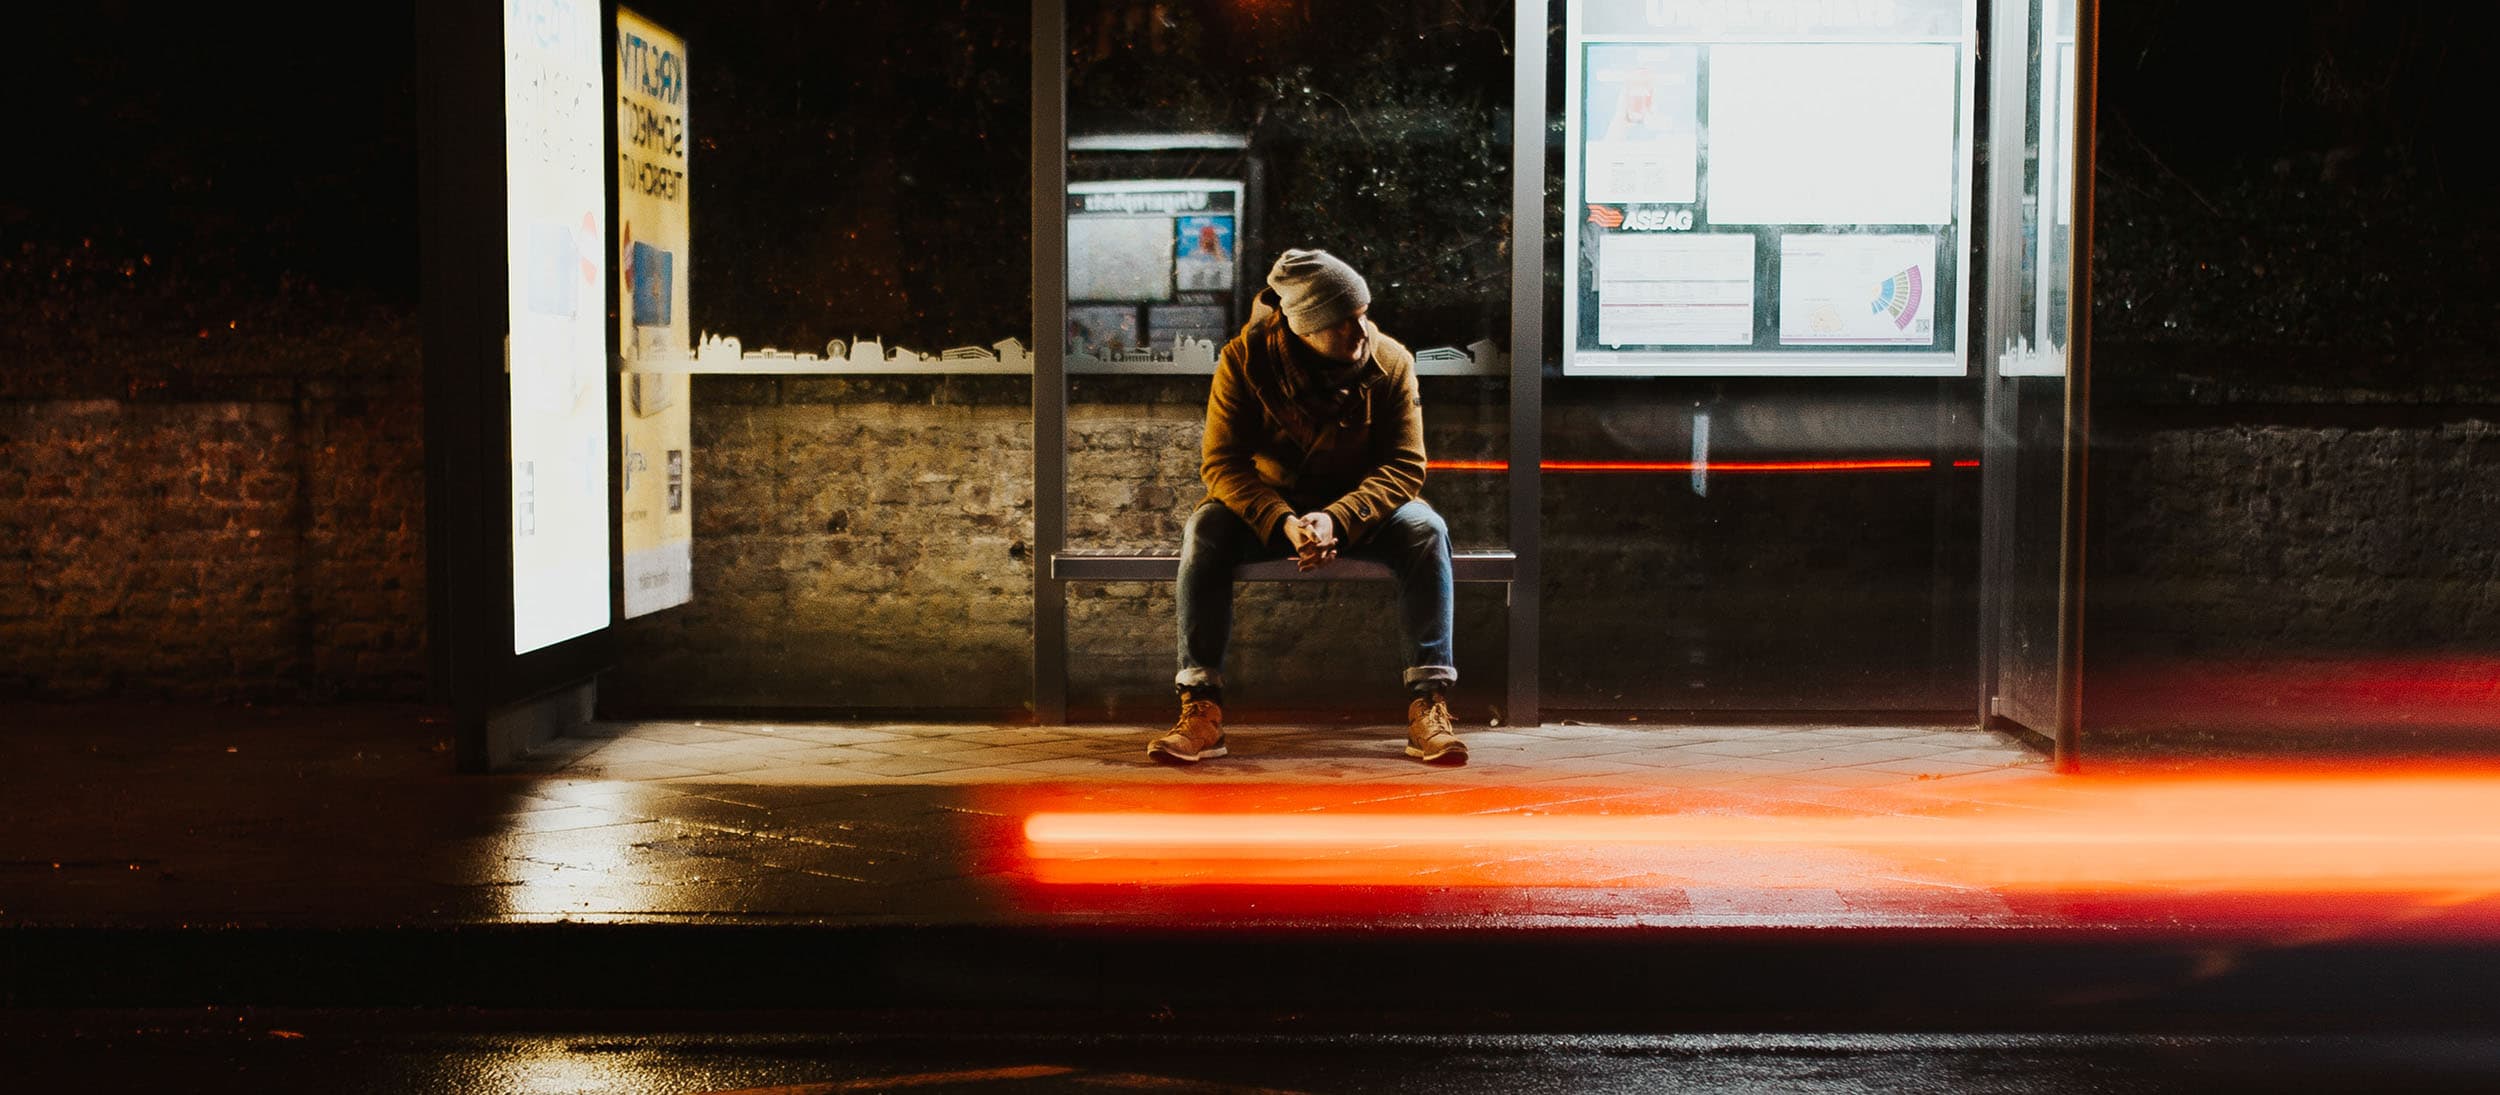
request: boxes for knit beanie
[1266,249,1371,335]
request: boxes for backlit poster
[506,0,611,653]
[616,7,693,618]
[1565,0,1977,375]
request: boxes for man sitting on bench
[1150,248,1465,765]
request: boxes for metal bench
[1045,548,1522,722]
[1051,548,1519,594]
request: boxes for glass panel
[601,2,1035,710]
[1539,379,1982,711]
[1062,0,1516,717]
[1982,0,2080,738]
[1542,0,1987,713]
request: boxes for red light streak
[1014,765,2500,899]
[2095,655,2500,735]
[1429,459,1972,473]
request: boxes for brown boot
[1149,698,1227,762]
[1406,691,1466,763]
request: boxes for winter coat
[1199,288,1426,547]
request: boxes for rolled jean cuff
[1402,665,1457,688]
[1175,667,1223,689]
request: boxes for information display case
[1065,178,1245,370]
[1564,0,1978,376]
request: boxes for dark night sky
[16,3,419,303]
[10,2,2496,319]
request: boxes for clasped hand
[1282,511,1338,572]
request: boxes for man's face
[1298,307,1371,364]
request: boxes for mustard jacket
[1200,289,1426,547]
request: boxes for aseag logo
[1588,204,1696,232]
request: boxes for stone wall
[601,376,1034,713]
[601,362,2500,727]
[2093,416,2500,658]
[8,331,2495,726]
[5,274,2491,727]
[601,373,1517,719]
[604,371,1975,719]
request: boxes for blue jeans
[1175,498,1457,691]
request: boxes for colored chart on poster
[1582,44,1700,205]
[1598,233,1756,346]
[1779,234,1938,345]
[1707,45,1959,227]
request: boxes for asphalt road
[7,1019,2500,1093]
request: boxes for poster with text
[506,0,611,653]
[616,7,693,618]
[1582,44,1700,205]
[1598,233,1754,346]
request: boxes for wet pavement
[5,702,2068,928]
[7,1019,2500,1093]
[6,701,2500,1025]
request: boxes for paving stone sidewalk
[12,702,2497,939]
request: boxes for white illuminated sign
[505,0,611,653]
[1704,45,1959,227]
[1564,0,1977,376]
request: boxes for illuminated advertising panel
[1565,0,1978,376]
[616,7,693,617]
[505,0,611,653]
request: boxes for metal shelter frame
[420,0,2091,766]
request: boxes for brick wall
[0,309,427,702]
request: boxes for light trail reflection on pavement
[1012,764,2500,933]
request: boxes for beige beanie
[1266,249,1371,335]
